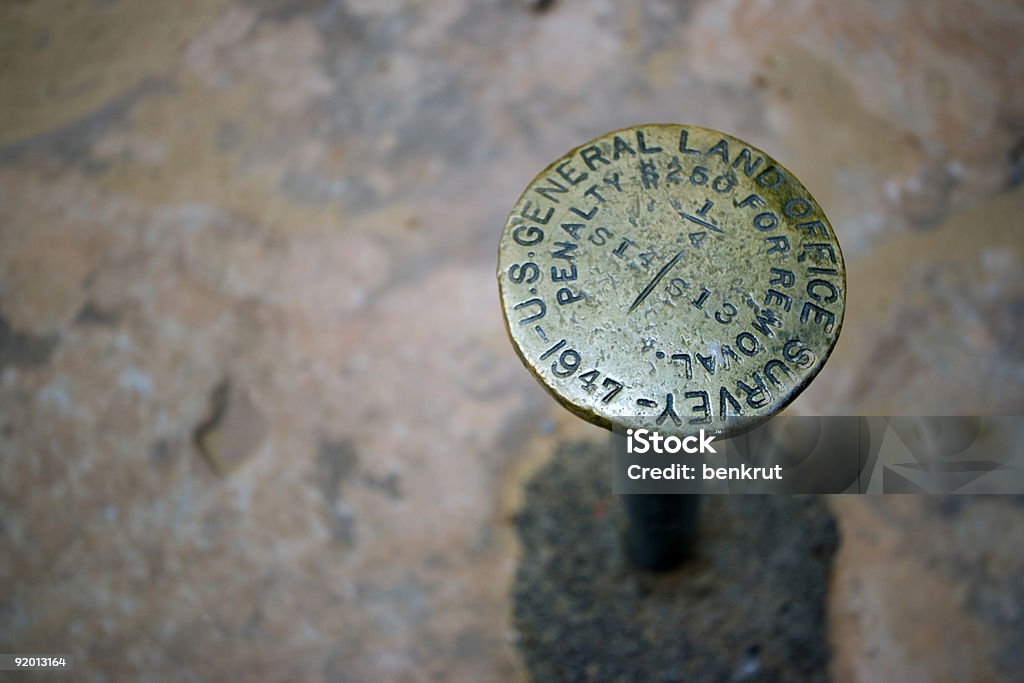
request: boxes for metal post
[613,433,701,571]
[621,493,700,571]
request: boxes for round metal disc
[498,124,846,438]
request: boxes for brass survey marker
[499,124,845,440]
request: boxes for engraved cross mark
[678,200,722,233]
[629,249,685,313]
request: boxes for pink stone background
[1,1,1023,681]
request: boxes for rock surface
[1,1,1022,681]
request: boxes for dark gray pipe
[613,433,702,571]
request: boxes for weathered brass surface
[498,124,846,438]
